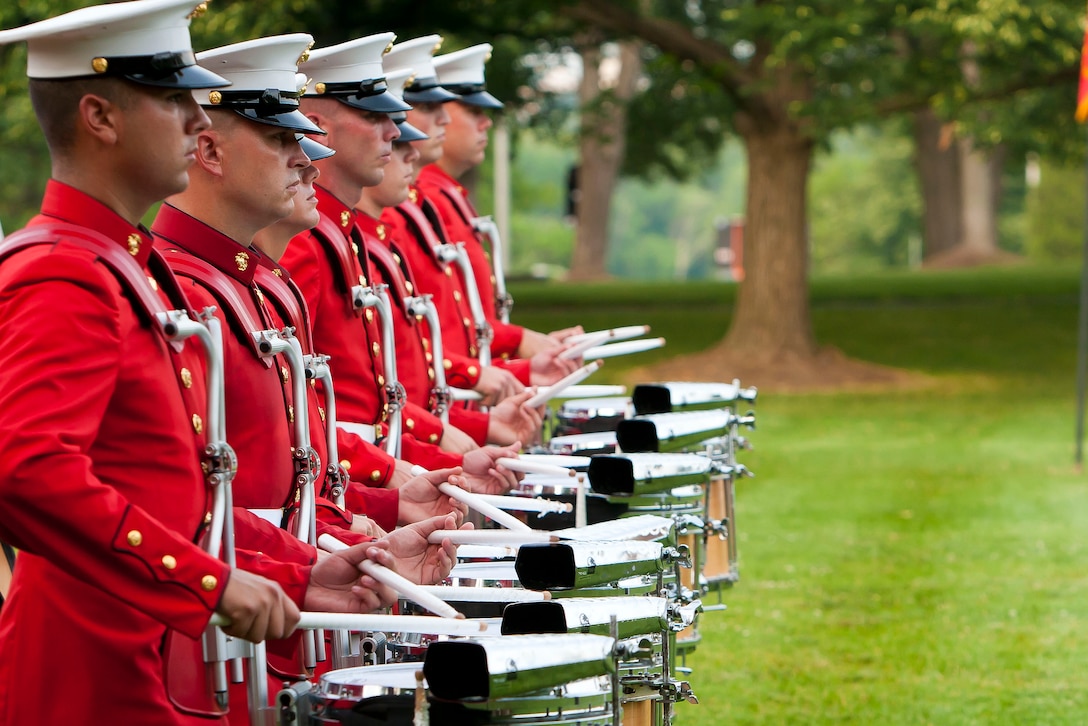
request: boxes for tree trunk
[913,108,962,259]
[723,124,817,358]
[958,136,998,254]
[569,38,642,281]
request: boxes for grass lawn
[512,264,1088,724]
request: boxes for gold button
[469,346,478,357]
[207,90,222,104]
[377,375,385,386]
[180,368,193,389]
[315,82,327,95]
[428,368,435,381]
[422,339,430,349]
[280,366,290,383]
[339,459,351,470]
[392,252,401,264]
[405,281,413,294]
[468,366,479,377]
[92,57,109,73]
[490,275,496,285]
[352,242,360,255]
[429,434,438,444]
[365,309,374,323]
[192,414,203,435]
[372,342,380,357]
[147,276,158,291]
[288,405,294,422]
[406,418,415,430]
[319,407,326,421]
[462,317,471,328]
[204,511,213,524]
[409,188,419,203]
[161,555,177,570]
[370,470,381,482]
[126,530,143,547]
[359,274,368,286]
[201,575,218,592]
[443,359,452,370]
[341,210,351,227]
[453,290,462,302]
[235,251,249,272]
[127,234,141,256]
[425,352,433,362]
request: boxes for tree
[561,0,1082,362]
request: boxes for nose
[383,116,400,142]
[290,137,311,169]
[184,94,212,135]
[437,105,451,127]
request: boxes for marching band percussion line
[565,324,651,345]
[525,359,603,408]
[471,492,573,514]
[583,337,666,359]
[436,482,532,531]
[558,330,612,360]
[494,456,577,477]
[426,529,559,545]
[317,534,465,619]
[208,611,489,635]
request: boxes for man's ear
[193,128,226,177]
[77,93,121,146]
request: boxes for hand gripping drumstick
[409,464,552,528]
[525,360,603,408]
[565,325,651,345]
[317,534,464,619]
[494,457,576,478]
[426,529,559,545]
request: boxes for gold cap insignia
[188,2,209,20]
[127,233,141,256]
[298,41,314,65]
[234,251,249,271]
[91,57,108,74]
[376,224,386,241]
[384,41,394,55]
[340,210,351,227]
[404,73,417,89]
[433,38,444,54]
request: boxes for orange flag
[1078,12,1088,122]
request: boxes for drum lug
[276,680,314,725]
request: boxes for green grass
[512,265,1088,724]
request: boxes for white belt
[338,421,377,444]
[247,508,285,528]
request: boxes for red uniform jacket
[280,187,460,472]
[415,164,526,356]
[0,182,309,725]
[381,187,530,386]
[151,205,398,535]
[363,212,491,446]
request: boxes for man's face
[406,101,450,166]
[326,105,401,188]
[219,119,310,226]
[369,142,420,209]
[442,101,492,171]
[289,162,321,232]
[117,85,211,201]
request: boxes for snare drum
[428,675,614,725]
[514,474,627,530]
[704,471,738,590]
[556,396,631,435]
[312,662,424,725]
[618,484,706,594]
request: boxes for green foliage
[809,123,922,273]
[1025,157,1087,263]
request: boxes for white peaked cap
[197,33,313,96]
[0,0,225,88]
[384,35,442,79]
[433,43,492,88]
[384,67,414,103]
[434,43,502,109]
[302,32,394,89]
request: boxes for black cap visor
[98,51,228,89]
[339,88,412,114]
[298,134,335,161]
[454,89,503,109]
[394,118,428,142]
[403,80,458,104]
[231,107,325,134]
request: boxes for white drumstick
[495,457,576,478]
[558,331,611,360]
[416,586,552,603]
[582,338,665,359]
[450,388,482,402]
[437,482,531,531]
[565,325,650,345]
[525,360,602,408]
[427,529,558,545]
[472,493,572,514]
[318,534,464,619]
[209,612,488,634]
[539,384,626,399]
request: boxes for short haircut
[28,76,132,154]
